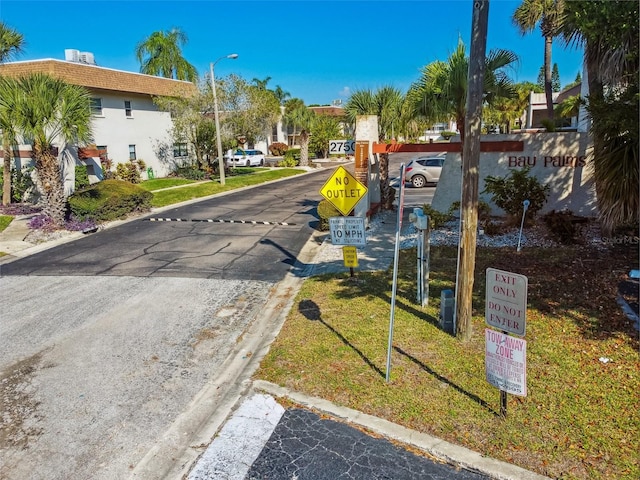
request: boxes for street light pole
[210,53,238,186]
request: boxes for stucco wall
[431,132,597,217]
[91,91,178,178]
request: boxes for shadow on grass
[393,346,499,417]
[298,299,385,379]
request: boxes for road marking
[147,218,296,226]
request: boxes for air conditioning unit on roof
[65,49,80,62]
[79,52,96,65]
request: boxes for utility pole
[456,0,489,341]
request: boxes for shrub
[543,210,586,244]
[448,200,492,222]
[277,157,299,168]
[441,131,457,140]
[422,204,452,230]
[11,166,34,203]
[28,214,57,232]
[483,220,505,236]
[115,160,146,183]
[173,166,206,180]
[75,166,90,190]
[317,199,341,231]
[68,179,152,222]
[482,168,549,220]
[101,158,115,179]
[284,148,301,163]
[269,142,288,156]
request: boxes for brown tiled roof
[0,59,196,97]
[309,106,345,117]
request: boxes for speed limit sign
[329,140,355,155]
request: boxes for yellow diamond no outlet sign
[319,166,368,216]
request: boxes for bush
[10,166,34,203]
[284,148,301,163]
[482,168,549,220]
[75,166,90,190]
[543,210,586,244]
[101,158,115,179]
[277,157,299,168]
[269,142,288,156]
[173,166,206,180]
[115,160,146,183]
[422,204,452,230]
[317,199,341,231]
[448,200,492,222]
[441,131,457,140]
[68,179,152,222]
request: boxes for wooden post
[456,0,489,341]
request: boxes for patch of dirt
[0,353,45,450]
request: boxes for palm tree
[282,100,315,167]
[345,87,405,209]
[560,0,639,234]
[135,28,197,82]
[0,22,24,205]
[251,76,272,90]
[407,40,518,144]
[273,85,291,106]
[513,0,565,121]
[0,74,93,226]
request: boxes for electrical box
[439,289,455,334]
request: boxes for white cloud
[339,86,351,98]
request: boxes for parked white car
[404,156,445,188]
[225,149,266,167]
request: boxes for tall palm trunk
[379,153,394,210]
[299,130,309,167]
[2,142,11,205]
[35,146,66,227]
[544,35,554,120]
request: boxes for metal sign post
[386,163,406,383]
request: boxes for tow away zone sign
[485,329,527,396]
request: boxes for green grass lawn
[150,168,305,207]
[255,244,639,480]
[139,178,197,191]
[0,215,13,233]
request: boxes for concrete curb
[252,380,552,480]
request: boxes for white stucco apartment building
[0,53,196,183]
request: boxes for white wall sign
[329,217,366,247]
[485,329,527,396]
[328,140,355,155]
[486,267,528,336]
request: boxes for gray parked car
[404,156,445,188]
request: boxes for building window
[173,143,188,158]
[124,100,132,117]
[272,125,278,142]
[129,145,136,160]
[90,98,102,116]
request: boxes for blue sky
[0,0,584,105]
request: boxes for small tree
[309,115,341,159]
[483,168,550,221]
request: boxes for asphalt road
[0,170,328,280]
[0,169,331,480]
[0,161,444,480]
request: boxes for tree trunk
[2,144,11,206]
[544,35,554,120]
[299,130,309,167]
[35,146,66,227]
[456,0,488,342]
[379,153,394,210]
